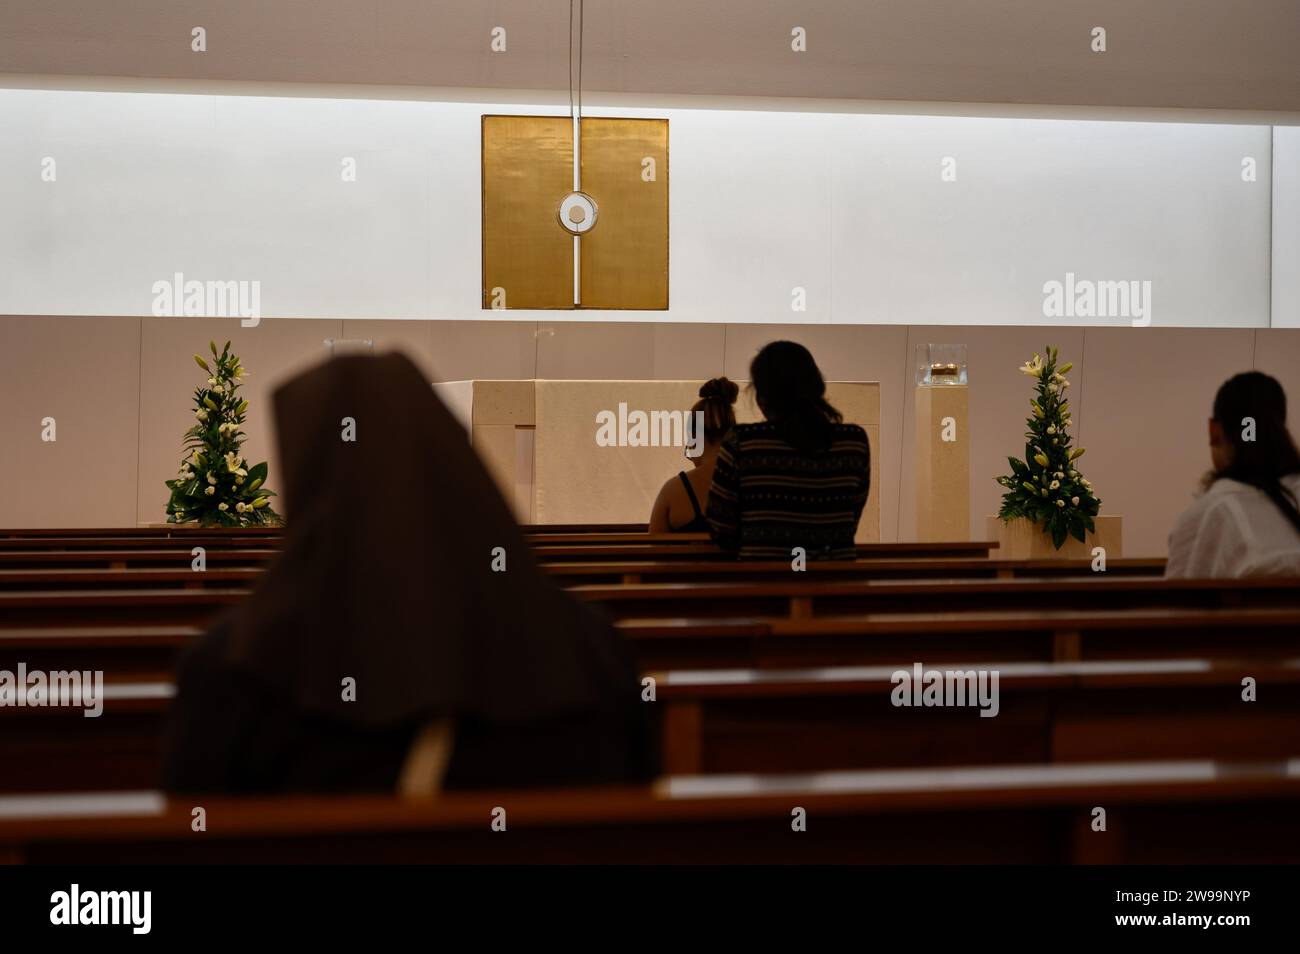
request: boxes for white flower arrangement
[165,341,279,527]
[996,347,1102,549]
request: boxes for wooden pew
[572,576,1300,620]
[0,532,708,551]
[2,760,1297,863]
[0,540,1000,571]
[653,658,1300,773]
[0,535,283,551]
[0,557,1167,592]
[0,679,174,794]
[523,532,709,545]
[3,578,1298,640]
[0,529,696,550]
[530,541,996,562]
[0,624,201,674]
[579,574,1300,621]
[624,606,1300,669]
[522,523,647,533]
[0,589,242,626]
[545,557,1166,585]
[5,605,1297,676]
[0,567,263,590]
[6,656,1299,793]
[0,549,277,569]
[0,523,647,538]
[0,527,283,540]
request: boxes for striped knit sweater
[706,421,871,560]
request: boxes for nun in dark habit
[162,352,658,794]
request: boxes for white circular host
[557,191,599,235]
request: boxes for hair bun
[699,377,739,404]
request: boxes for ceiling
[1,0,1298,113]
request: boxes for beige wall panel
[1079,328,1255,556]
[429,320,538,382]
[12,317,1294,540]
[0,316,141,527]
[137,317,341,523]
[340,319,433,379]
[723,324,907,540]
[900,326,1088,541]
[537,322,725,380]
[1253,330,1300,420]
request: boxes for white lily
[1018,354,1044,377]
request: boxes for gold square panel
[481,115,668,311]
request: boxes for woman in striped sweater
[706,341,871,560]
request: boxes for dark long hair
[749,341,842,451]
[1207,371,1300,534]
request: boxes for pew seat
[2,759,1297,863]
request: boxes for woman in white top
[1166,372,1300,578]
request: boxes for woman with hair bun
[1166,371,1300,578]
[649,377,739,533]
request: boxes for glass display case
[915,343,968,386]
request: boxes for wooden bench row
[0,557,1168,591]
[0,523,647,539]
[5,605,1298,677]
[0,542,999,570]
[3,658,1296,793]
[3,575,1291,631]
[2,759,1297,863]
[0,533,703,551]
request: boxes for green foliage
[995,346,1101,549]
[164,340,281,527]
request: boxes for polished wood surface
[0,557,1168,591]
[6,605,1296,675]
[2,760,1297,863]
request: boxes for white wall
[0,87,1283,326]
[1273,127,1300,327]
